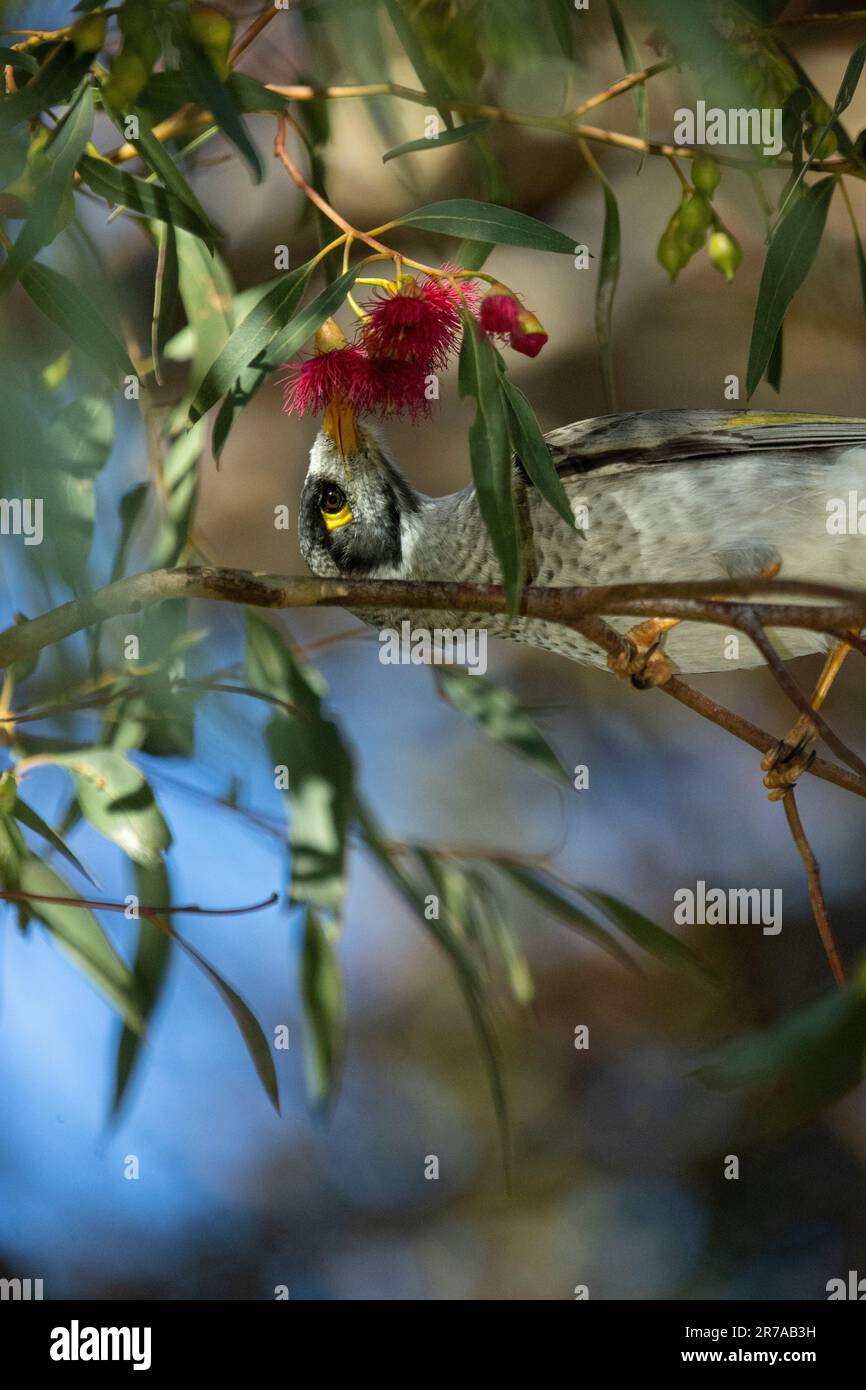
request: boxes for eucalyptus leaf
[400,199,576,253]
[21,261,133,384]
[458,314,522,610]
[51,748,172,868]
[298,907,346,1108]
[383,120,491,163]
[20,856,144,1031]
[746,178,836,396]
[436,668,566,780]
[113,862,173,1114]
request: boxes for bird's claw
[761,735,817,801]
[608,618,676,690]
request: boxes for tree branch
[2,565,865,802]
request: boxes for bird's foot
[761,730,817,801]
[608,617,678,690]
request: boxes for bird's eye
[321,485,346,515]
[319,484,353,531]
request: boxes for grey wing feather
[542,410,866,478]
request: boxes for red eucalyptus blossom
[361,271,478,371]
[354,355,432,419]
[281,334,366,417]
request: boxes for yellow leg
[608,554,784,692]
[762,638,853,800]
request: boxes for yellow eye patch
[322,501,353,531]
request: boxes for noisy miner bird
[299,408,866,785]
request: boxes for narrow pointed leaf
[20,261,133,384]
[400,198,576,253]
[298,907,346,1108]
[746,177,836,396]
[20,857,144,1031]
[383,119,491,162]
[500,376,575,527]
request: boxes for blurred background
[2,0,866,1300]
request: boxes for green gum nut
[804,126,838,159]
[679,193,712,235]
[190,5,235,76]
[809,96,833,127]
[657,230,681,281]
[70,13,107,56]
[708,230,742,283]
[691,155,721,196]
[104,50,150,108]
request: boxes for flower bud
[691,155,721,197]
[708,230,742,283]
[479,286,520,335]
[510,307,548,358]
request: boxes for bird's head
[298,420,422,578]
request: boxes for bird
[298,407,866,680]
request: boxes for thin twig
[0,888,278,916]
[781,791,846,987]
[229,3,281,66]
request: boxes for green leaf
[20,261,133,384]
[579,889,711,980]
[500,376,574,527]
[190,259,318,428]
[500,865,640,974]
[746,177,836,397]
[113,862,173,1114]
[767,324,784,393]
[383,0,456,132]
[0,47,38,76]
[44,394,114,588]
[246,612,353,912]
[245,610,325,717]
[436,667,566,780]
[189,260,357,424]
[150,219,179,384]
[175,928,280,1113]
[77,154,217,240]
[607,0,648,171]
[150,420,205,568]
[298,907,346,1108]
[20,856,144,1031]
[383,119,491,163]
[170,229,236,430]
[227,73,288,114]
[0,82,94,293]
[0,42,92,133]
[695,978,866,1133]
[400,198,576,253]
[176,34,263,183]
[458,315,522,610]
[51,749,172,868]
[357,801,511,1179]
[111,483,149,583]
[106,102,219,241]
[455,238,495,272]
[12,796,97,887]
[582,146,621,410]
